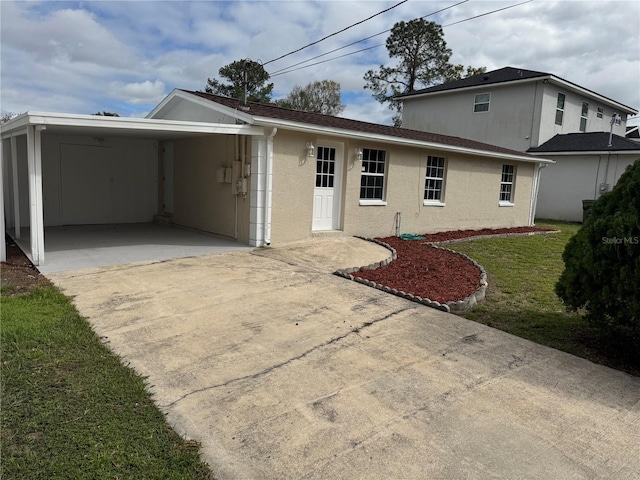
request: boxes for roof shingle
[183,90,538,159]
[527,132,640,153]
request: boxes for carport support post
[26,125,45,265]
[11,135,20,238]
[0,139,5,262]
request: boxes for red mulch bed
[352,226,552,304]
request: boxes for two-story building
[398,67,639,221]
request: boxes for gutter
[264,127,277,245]
[529,162,548,226]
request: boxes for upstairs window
[580,102,589,132]
[474,93,490,113]
[424,156,446,204]
[499,164,516,205]
[555,93,565,126]
[597,106,604,118]
[360,148,386,201]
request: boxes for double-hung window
[597,106,604,119]
[580,102,588,132]
[359,148,386,204]
[555,93,565,125]
[474,93,490,113]
[424,156,446,205]
[499,164,516,205]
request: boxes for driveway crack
[160,306,412,408]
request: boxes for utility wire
[261,0,408,66]
[270,0,533,78]
[269,0,469,76]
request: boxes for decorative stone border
[333,231,557,313]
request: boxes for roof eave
[1,111,264,139]
[254,117,553,164]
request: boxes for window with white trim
[360,148,386,201]
[499,164,516,204]
[424,156,446,204]
[555,93,565,125]
[474,93,490,113]
[580,102,588,132]
[597,106,604,118]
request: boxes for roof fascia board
[148,90,255,124]
[254,117,552,164]
[1,112,264,137]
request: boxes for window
[614,113,622,125]
[580,102,588,132]
[597,106,604,119]
[499,164,516,204]
[555,93,565,125]
[315,146,335,188]
[359,148,386,201]
[474,93,490,113]
[424,156,446,204]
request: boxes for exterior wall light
[354,148,363,161]
[306,142,315,157]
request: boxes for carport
[0,112,264,268]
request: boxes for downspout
[264,128,277,245]
[529,162,547,226]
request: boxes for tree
[555,160,640,353]
[364,19,453,126]
[1,112,19,123]
[275,80,345,116]
[205,59,274,103]
[444,65,487,82]
[93,111,120,117]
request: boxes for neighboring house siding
[403,81,630,153]
[402,82,541,152]
[536,154,638,222]
[172,135,247,241]
[268,130,535,243]
[538,87,628,145]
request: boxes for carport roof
[0,111,264,139]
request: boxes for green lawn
[451,220,638,375]
[1,286,213,479]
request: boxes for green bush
[555,159,640,352]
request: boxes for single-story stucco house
[0,89,553,266]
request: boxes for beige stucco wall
[269,129,536,244]
[173,135,250,241]
[536,154,638,222]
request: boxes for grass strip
[1,285,213,479]
[451,220,638,375]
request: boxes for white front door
[312,143,343,231]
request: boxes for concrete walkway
[48,237,640,479]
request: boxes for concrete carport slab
[16,223,252,274]
[47,237,640,479]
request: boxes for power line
[261,0,408,67]
[270,0,534,78]
[269,0,469,76]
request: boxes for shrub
[555,159,640,351]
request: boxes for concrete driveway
[48,237,640,479]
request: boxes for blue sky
[1,0,639,126]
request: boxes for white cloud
[1,0,638,124]
[108,80,167,105]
